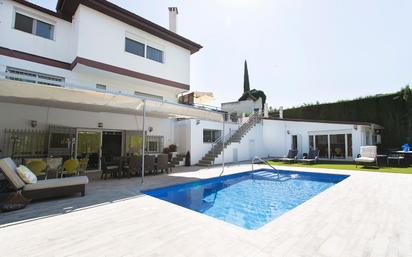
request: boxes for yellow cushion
[63,159,80,174]
[26,160,47,176]
[16,165,38,184]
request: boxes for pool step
[253,171,292,182]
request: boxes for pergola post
[141,99,146,183]
[221,113,226,174]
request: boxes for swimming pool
[143,169,349,230]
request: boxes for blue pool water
[144,170,349,230]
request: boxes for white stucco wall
[0,0,76,62]
[75,5,191,86]
[213,124,266,165]
[262,119,370,159]
[221,99,262,115]
[0,1,192,101]
[174,120,191,155]
[188,119,241,165]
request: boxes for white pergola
[0,79,228,182]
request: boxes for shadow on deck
[0,166,207,228]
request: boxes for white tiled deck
[1,164,412,257]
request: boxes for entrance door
[291,135,298,150]
[76,130,102,170]
[102,131,122,162]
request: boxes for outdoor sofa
[0,158,88,200]
[355,146,379,167]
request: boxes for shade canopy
[0,79,224,122]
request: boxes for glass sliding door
[315,135,328,158]
[311,133,353,160]
[76,130,102,170]
[330,134,345,159]
[125,131,142,156]
[309,135,314,150]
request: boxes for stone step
[202,156,216,161]
[198,160,213,166]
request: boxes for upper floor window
[125,37,164,63]
[14,13,54,40]
[96,84,107,91]
[125,38,145,57]
[6,67,64,87]
[147,46,164,63]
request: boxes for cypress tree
[243,60,250,93]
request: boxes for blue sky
[31,0,412,108]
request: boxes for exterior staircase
[197,112,262,166]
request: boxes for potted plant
[168,144,178,159]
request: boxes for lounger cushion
[299,159,316,162]
[23,176,89,191]
[16,165,37,184]
[359,146,377,158]
[279,158,295,161]
[355,157,375,163]
[0,158,26,190]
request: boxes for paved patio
[1,164,412,257]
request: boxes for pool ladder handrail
[252,156,280,179]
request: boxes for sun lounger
[355,146,378,167]
[0,158,88,200]
[278,149,298,163]
[298,149,320,164]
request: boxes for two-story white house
[0,0,383,173]
[0,0,226,170]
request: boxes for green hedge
[282,87,412,149]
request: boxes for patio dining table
[115,154,166,177]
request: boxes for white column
[327,134,331,159]
[344,134,348,160]
[141,99,146,183]
[221,114,226,174]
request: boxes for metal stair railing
[252,156,280,179]
[211,129,237,158]
[211,112,260,158]
[202,112,262,166]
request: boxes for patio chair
[60,159,80,178]
[123,156,140,178]
[78,158,89,176]
[355,146,378,167]
[156,154,170,174]
[144,155,156,175]
[100,157,120,180]
[0,158,88,200]
[278,150,298,163]
[26,160,48,179]
[298,149,320,164]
